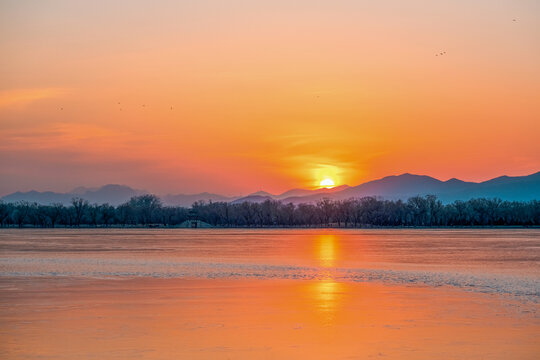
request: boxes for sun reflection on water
[315,281,341,309]
[315,234,339,268]
[311,234,344,321]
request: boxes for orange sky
[1,0,539,196]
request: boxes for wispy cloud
[0,88,69,108]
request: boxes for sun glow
[320,178,335,189]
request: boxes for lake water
[1,229,539,359]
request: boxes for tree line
[1,194,539,228]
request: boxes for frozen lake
[1,229,539,359]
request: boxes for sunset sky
[1,0,539,196]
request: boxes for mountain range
[2,172,539,206]
[1,184,146,206]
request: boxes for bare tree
[46,203,64,228]
[11,201,31,228]
[71,197,89,227]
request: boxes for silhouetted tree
[87,204,100,227]
[127,195,162,225]
[45,203,64,228]
[0,201,10,227]
[11,201,31,228]
[1,195,539,228]
[99,204,115,227]
[71,197,89,227]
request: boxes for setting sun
[320,178,335,189]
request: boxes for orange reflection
[314,234,340,268]
[312,235,343,322]
[2,277,538,359]
[312,280,344,320]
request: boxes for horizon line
[2,169,539,198]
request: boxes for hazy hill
[1,191,75,206]
[1,186,238,207]
[1,185,144,206]
[274,184,350,200]
[2,172,539,206]
[247,191,275,197]
[231,195,273,205]
[279,172,540,204]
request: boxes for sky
[1,0,539,196]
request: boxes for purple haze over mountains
[2,172,539,207]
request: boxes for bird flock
[57,18,521,111]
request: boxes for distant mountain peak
[248,190,275,197]
[99,184,131,190]
[2,171,539,206]
[1,184,143,206]
[445,178,465,183]
[231,195,273,204]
